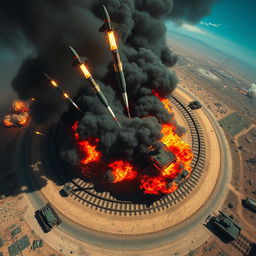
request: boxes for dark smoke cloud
[170,0,220,24]
[0,0,218,164]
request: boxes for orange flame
[2,115,13,127]
[72,121,101,165]
[12,100,29,113]
[2,113,29,127]
[79,139,101,164]
[50,80,58,87]
[108,160,137,183]
[160,124,192,176]
[140,176,178,195]
[107,31,118,51]
[80,64,91,79]
[16,113,29,126]
[35,131,45,136]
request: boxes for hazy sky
[167,0,256,68]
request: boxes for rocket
[69,46,121,128]
[44,73,82,113]
[99,5,131,119]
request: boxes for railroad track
[231,233,254,256]
[41,95,206,216]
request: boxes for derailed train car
[145,142,190,189]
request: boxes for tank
[174,169,190,185]
[167,169,190,188]
[245,197,256,211]
[146,142,176,171]
[36,203,61,232]
[188,101,202,110]
[212,211,241,240]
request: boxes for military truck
[244,197,256,212]
[145,142,176,172]
[188,101,202,110]
[36,203,61,232]
[212,211,241,241]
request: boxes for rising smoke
[0,0,218,162]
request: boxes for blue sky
[166,0,256,68]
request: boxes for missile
[34,131,45,136]
[99,5,113,32]
[99,5,131,119]
[69,46,89,66]
[69,46,121,128]
[44,73,82,113]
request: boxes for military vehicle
[174,169,190,185]
[36,203,61,232]
[247,157,256,164]
[167,169,190,188]
[59,184,73,197]
[212,211,241,240]
[188,100,202,110]
[145,142,176,172]
[244,197,256,212]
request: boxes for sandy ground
[173,67,233,121]
[0,122,62,256]
[14,86,231,256]
[26,88,221,236]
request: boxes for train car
[145,142,176,172]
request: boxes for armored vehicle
[188,101,202,110]
[212,211,241,240]
[244,197,256,212]
[167,169,190,188]
[146,142,176,172]
[36,203,61,232]
[174,169,190,185]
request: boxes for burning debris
[2,100,29,127]
[12,100,29,113]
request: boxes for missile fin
[99,23,107,32]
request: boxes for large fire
[72,93,193,195]
[108,161,137,183]
[12,100,29,113]
[2,100,30,127]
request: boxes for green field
[219,112,250,136]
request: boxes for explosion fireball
[2,100,29,127]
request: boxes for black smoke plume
[0,0,217,163]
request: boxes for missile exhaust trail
[44,73,82,113]
[69,46,121,128]
[99,5,131,119]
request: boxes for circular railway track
[42,95,206,216]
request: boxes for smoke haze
[0,0,218,162]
